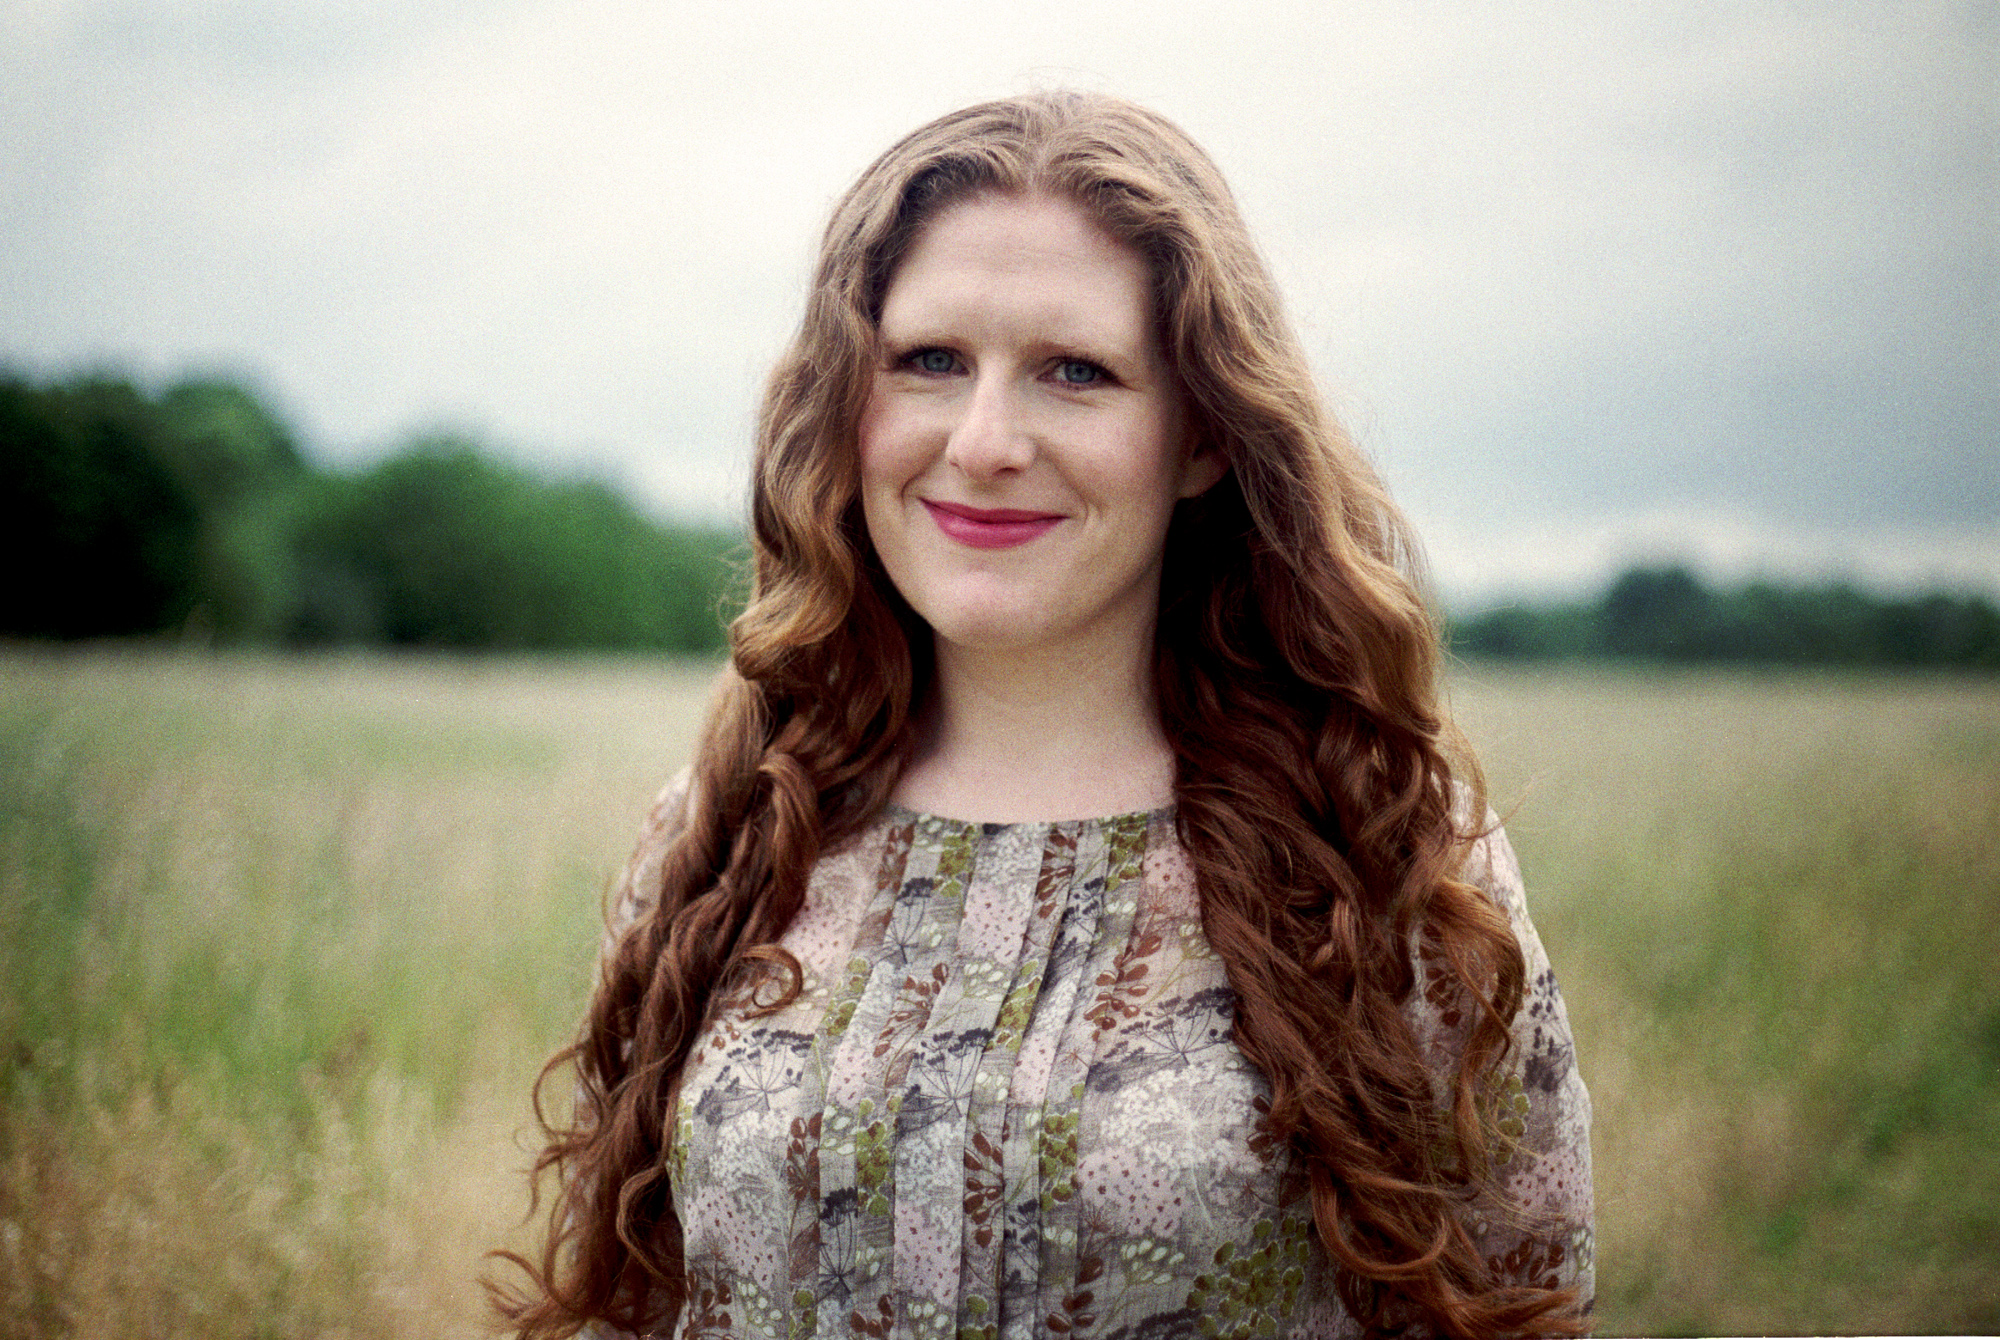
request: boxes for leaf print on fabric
[784,1113,821,1202]
[1103,815,1149,889]
[677,1272,734,1340]
[850,1293,895,1338]
[989,969,1041,1053]
[1033,826,1079,921]
[822,956,872,1040]
[667,1092,695,1188]
[1416,926,1469,1037]
[1083,931,1163,1033]
[876,964,950,1061]
[1490,1071,1532,1164]
[1489,1233,1570,1292]
[1115,1235,1187,1290]
[962,1132,1007,1226]
[1037,1098,1083,1213]
[901,1293,953,1340]
[784,1112,822,1284]
[856,1105,897,1216]
[1183,1219,1314,1340]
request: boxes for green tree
[1602,565,1715,658]
[287,439,736,652]
[0,375,203,638]
[1,366,741,652]
[1454,564,2000,671]
[152,378,312,641]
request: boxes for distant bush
[0,370,740,652]
[1456,564,2000,670]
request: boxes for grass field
[2,647,1995,1336]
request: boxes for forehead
[879,192,1157,351]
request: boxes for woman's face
[858,191,1223,661]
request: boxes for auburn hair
[494,91,1585,1338]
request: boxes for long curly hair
[494,91,1585,1338]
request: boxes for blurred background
[2,1,1995,1335]
[5,0,1995,615]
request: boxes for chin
[925,617,1050,654]
[916,600,1053,654]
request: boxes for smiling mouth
[921,500,1064,550]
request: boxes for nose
[944,374,1035,479]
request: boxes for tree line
[1452,564,2000,670]
[1,370,739,652]
[8,367,1994,668]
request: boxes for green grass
[2,649,1996,1335]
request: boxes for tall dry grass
[1452,665,2000,1333]
[2,648,1995,1335]
[0,648,715,1338]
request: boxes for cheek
[855,393,887,480]
[856,408,911,567]
[857,462,898,560]
[856,393,916,496]
[1116,416,1196,520]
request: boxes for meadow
[1,648,1995,1336]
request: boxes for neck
[892,621,1177,824]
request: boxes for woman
[499,91,1593,1339]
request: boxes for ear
[1176,439,1228,500]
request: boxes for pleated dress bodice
[599,788,1593,1340]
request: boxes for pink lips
[921,499,1063,549]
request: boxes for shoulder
[1451,810,1565,1020]
[605,764,695,949]
[1407,800,1566,1067]
[1444,781,1523,910]
[1459,812,1534,940]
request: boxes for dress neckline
[879,798,1177,831]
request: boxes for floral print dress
[597,780,1593,1339]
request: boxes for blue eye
[915,348,956,374]
[1056,360,1102,385]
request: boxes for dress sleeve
[600,765,695,962]
[1420,820,1597,1317]
[575,767,695,1340]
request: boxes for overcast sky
[3,0,1994,604]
